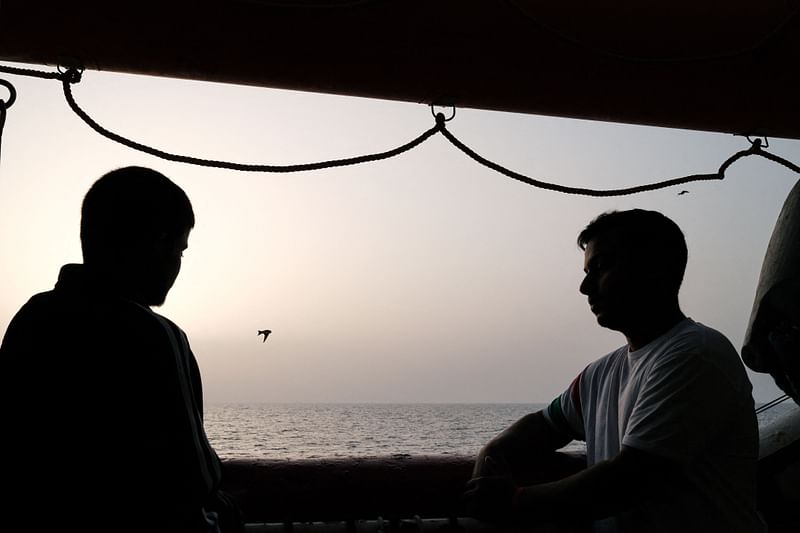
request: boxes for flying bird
[678,190,690,195]
[258,329,272,342]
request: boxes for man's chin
[594,311,620,330]
[144,291,168,307]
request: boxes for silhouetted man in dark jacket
[1,167,242,532]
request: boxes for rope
[48,72,800,192]
[441,128,800,197]
[756,394,791,414]
[0,104,6,165]
[1,63,799,195]
[62,75,442,173]
[0,63,64,81]
[754,148,800,175]
[0,78,17,167]
[439,124,728,197]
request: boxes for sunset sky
[1,62,798,404]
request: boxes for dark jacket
[0,264,223,532]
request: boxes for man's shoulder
[658,319,738,359]
[671,317,725,339]
[651,319,753,396]
[9,286,182,343]
[135,304,183,331]
[3,289,61,330]
[114,302,186,344]
[17,288,58,309]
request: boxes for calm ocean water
[204,402,797,459]
[206,403,551,459]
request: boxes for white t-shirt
[544,318,764,533]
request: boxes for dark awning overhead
[1,0,799,139]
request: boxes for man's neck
[83,262,147,305]
[624,307,686,352]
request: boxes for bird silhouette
[258,329,272,342]
[678,190,690,195]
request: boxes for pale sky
[1,63,798,404]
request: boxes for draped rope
[61,71,442,173]
[0,63,63,81]
[1,63,799,196]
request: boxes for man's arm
[465,409,585,522]
[465,444,677,524]
[473,410,574,479]
[513,445,678,523]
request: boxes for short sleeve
[544,373,586,441]
[622,347,747,464]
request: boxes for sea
[204,401,797,460]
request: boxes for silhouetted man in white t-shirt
[463,209,764,533]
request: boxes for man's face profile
[139,229,190,307]
[579,232,651,331]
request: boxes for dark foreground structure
[1,2,799,531]
[1,0,799,139]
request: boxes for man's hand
[462,456,518,523]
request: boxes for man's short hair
[80,166,194,262]
[577,209,688,292]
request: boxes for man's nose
[579,275,592,295]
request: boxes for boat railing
[221,453,586,531]
[222,405,800,532]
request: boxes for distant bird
[678,190,690,195]
[258,329,272,342]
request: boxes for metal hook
[430,104,456,122]
[57,62,85,84]
[0,79,17,109]
[57,60,85,76]
[745,135,769,149]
